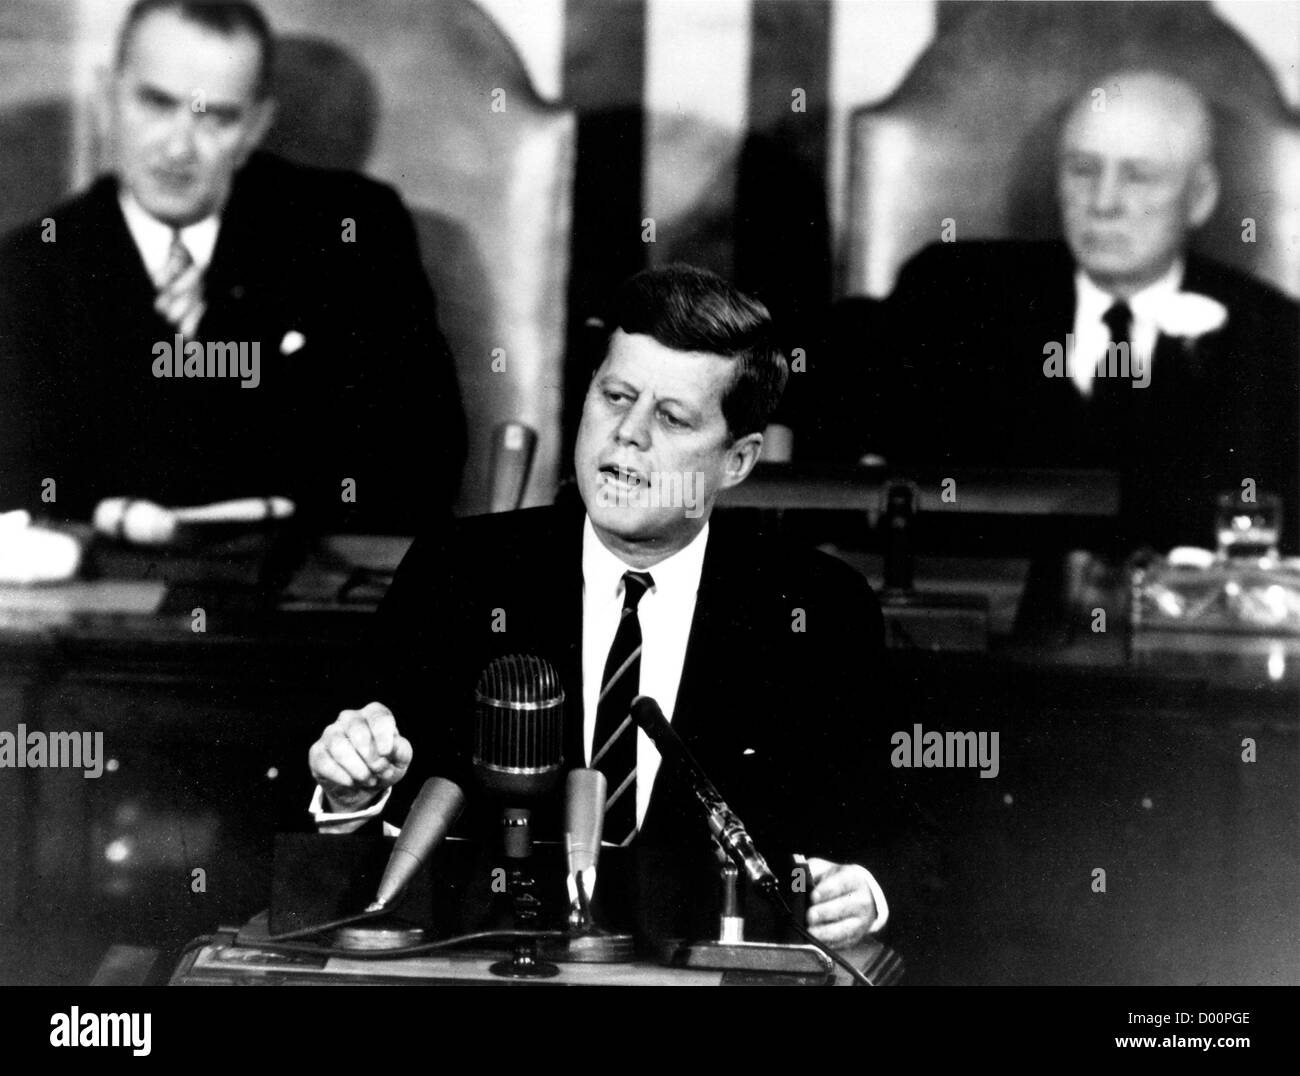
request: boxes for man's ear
[1186,160,1219,229]
[237,97,277,163]
[93,66,118,170]
[720,431,764,490]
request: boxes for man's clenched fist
[308,702,412,813]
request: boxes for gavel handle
[172,496,294,524]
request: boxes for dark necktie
[1090,300,1134,461]
[591,570,654,846]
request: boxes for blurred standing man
[874,70,1299,551]
[0,0,465,533]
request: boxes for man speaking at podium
[307,266,896,948]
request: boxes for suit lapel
[1019,244,1087,459]
[1172,257,1228,381]
[1040,242,1078,338]
[1047,246,1086,418]
[552,507,587,769]
[204,181,274,341]
[640,518,749,831]
[81,178,160,325]
[66,180,174,404]
[667,522,738,746]
[1139,259,1224,431]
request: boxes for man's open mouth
[599,464,645,488]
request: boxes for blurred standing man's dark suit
[0,0,465,532]
[871,70,1299,552]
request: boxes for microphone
[629,695,776,892]
[551,768,635,962]
[473,653,565,809]
[473,654,565,978]
[369,777,465,910]
[565,768,605,911]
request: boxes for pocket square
[280,330,307,355]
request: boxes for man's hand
[805,857,879,949]
[308,702,412,813]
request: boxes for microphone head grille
[476,653,564,706]
[473,654,565,787]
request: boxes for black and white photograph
[0,0,1296,1055]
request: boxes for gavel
[92,496,295,545]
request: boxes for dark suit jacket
[0,152,465,533]
[359,503,901,879]
[835,240,1300,552]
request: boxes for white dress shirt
[1070,260,1182,397]
[581,515,708,829]
[118,191,221,286]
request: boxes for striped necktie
[154,229,205,339]
[591,570,654,846]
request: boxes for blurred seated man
[0,0,465,534]
[304,266,903,949]
[867,70,1299,553]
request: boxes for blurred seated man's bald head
[1057,70,1220,298]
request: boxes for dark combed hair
[117,0,276,99]
[608,265,789,440]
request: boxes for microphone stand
[489,806,559,979]
[552,870,633,963]
[660,841,836,978]
[718,851,744,943]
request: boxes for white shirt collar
[581,514,710,602]
[1075,259,1184,324]
[118,190,221,285]
[1069,260,1184,394]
